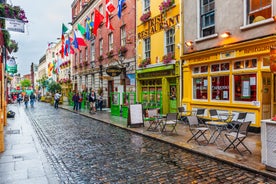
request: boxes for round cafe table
[206,121,228,148]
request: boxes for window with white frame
[91,41,95,61]
[85,47,88,61]
[99,39,103,56]
[200,0,215,37]
[99,4,103,15]
[247,0,272,24]
[165,28,175,54]
[144,0,150,12]
[108,33,114,51]
[75,53,78,65]
[79,50,82,63]
[144,37,151,59]
[120,25,126,46]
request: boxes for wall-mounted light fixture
[185,41,193,47]
[220,32,231,38]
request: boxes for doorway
[262,72,271,119]
[107,80,114,108]
[169,84,177,113]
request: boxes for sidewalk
[59,104,276,180]
[0,104,59,184]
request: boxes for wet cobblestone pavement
[26,103,276,184]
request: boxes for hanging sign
[106,65,122,77]
[6,58,18,74]
[5,18,25,33]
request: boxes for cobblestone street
[20,102,276,184]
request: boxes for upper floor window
[79,50,82,63]
[165,28,175,54]
[91,42,95,61]
[108,33,114,51]
[144,37,151,59]
[200,0,215,37]
[99,39,103,56]
[99,4,103,15]
[75,53,78,65]
[144,0,150,12]
[247,0,272,24]
[120,25,126,46]
[85,47,88,61]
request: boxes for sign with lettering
[5,18,25,33]
[106,65,122,77]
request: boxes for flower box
[140,11,151,23]
[162,52,175,64]
[159,0,174,13]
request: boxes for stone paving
[15,102,276,183]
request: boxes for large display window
[211,76,229,100]
[234,74,257,101]
[193,77,208,100]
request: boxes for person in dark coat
[72,92,80,111]
[88,90,97,113]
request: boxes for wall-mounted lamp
[220,32,231,38]
[185,41,193,47]
[273,16,276,22]
[177,43,181,49]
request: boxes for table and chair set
[144,107,252,155]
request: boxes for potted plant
[119,46,128,55]
[138,58,151,68]
[159,0,174,13]
[140,11,151,23]
[106,50,114,59]
[162,52,175,64]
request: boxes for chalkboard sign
[127,104,144,127]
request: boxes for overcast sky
[10,0,72,75]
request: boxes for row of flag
[49,0,126,75]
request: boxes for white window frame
[197,0,215,38]
[144,37,151,59]
[165,28,175,54]
[120,26,126,46]
[99,39,103,56]
[91,41,95,61]
[108,33,114,51]
[143,0,150,12]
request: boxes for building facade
[71,0,136,108]
[136,0,181,114]
[181,0,276,132]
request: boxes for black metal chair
[187,115,209,145]
[209,109,221,121]
[178,107,193,123]
[224,121,252,155]
[161,113,178,134]
[196,108,206,124]
[228,112,247,132]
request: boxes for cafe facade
[181,35,276,132]
[136,0,181,114]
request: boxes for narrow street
[20,102,276,183]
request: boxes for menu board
[127,104,144,127]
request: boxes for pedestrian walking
[72,92,79,111]
[89,90,97,113]
[17,93,22,105]
[78,92,83,110]
[97,93,103,111]
[54,92,61,109]
[30,92,36,108]
[23,94,29,108]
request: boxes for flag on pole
[86,17,94,40]
[73,30,87,48]
[93,9,104,36]
[77,23,86,35]
[61,23,68,58]
[106,0,115,30]
[118,0,126,19]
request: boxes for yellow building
[136,0,181,114]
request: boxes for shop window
[234,59,257,70]
[211,76,229,100]
[211,63,229,72]
[263,56,270,67]
[234,74,257,101]
[193,65,208,74]
[193,77,208,100]
[193,67,199,74]
[247,0,272,24]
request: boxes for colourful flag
[61,23,68,59]
[62,23,68,34]
[77,23,86,35]
[64,36,71,56]
[74,30,87,48]
[93,9,104,36]
[118,0,126,19]
[86,17,94,40]
[106,0,115,30]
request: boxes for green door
[169,85,177,113]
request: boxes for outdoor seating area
[143,107,253,156]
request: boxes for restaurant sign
[106,65,122,77]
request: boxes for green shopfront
[136,62,180,115]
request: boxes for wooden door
[262,72,271,119]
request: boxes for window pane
[200,0,215,37]
[234,74,257,101]
[248,0,272,24]
[211,76,229,100]
[193,77,208,99]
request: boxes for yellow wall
[136,0,181,66]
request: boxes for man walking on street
[30,92,36,108]
[54,91,61,109]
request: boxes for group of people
[19,93,36,108]
[72,89,103,113]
